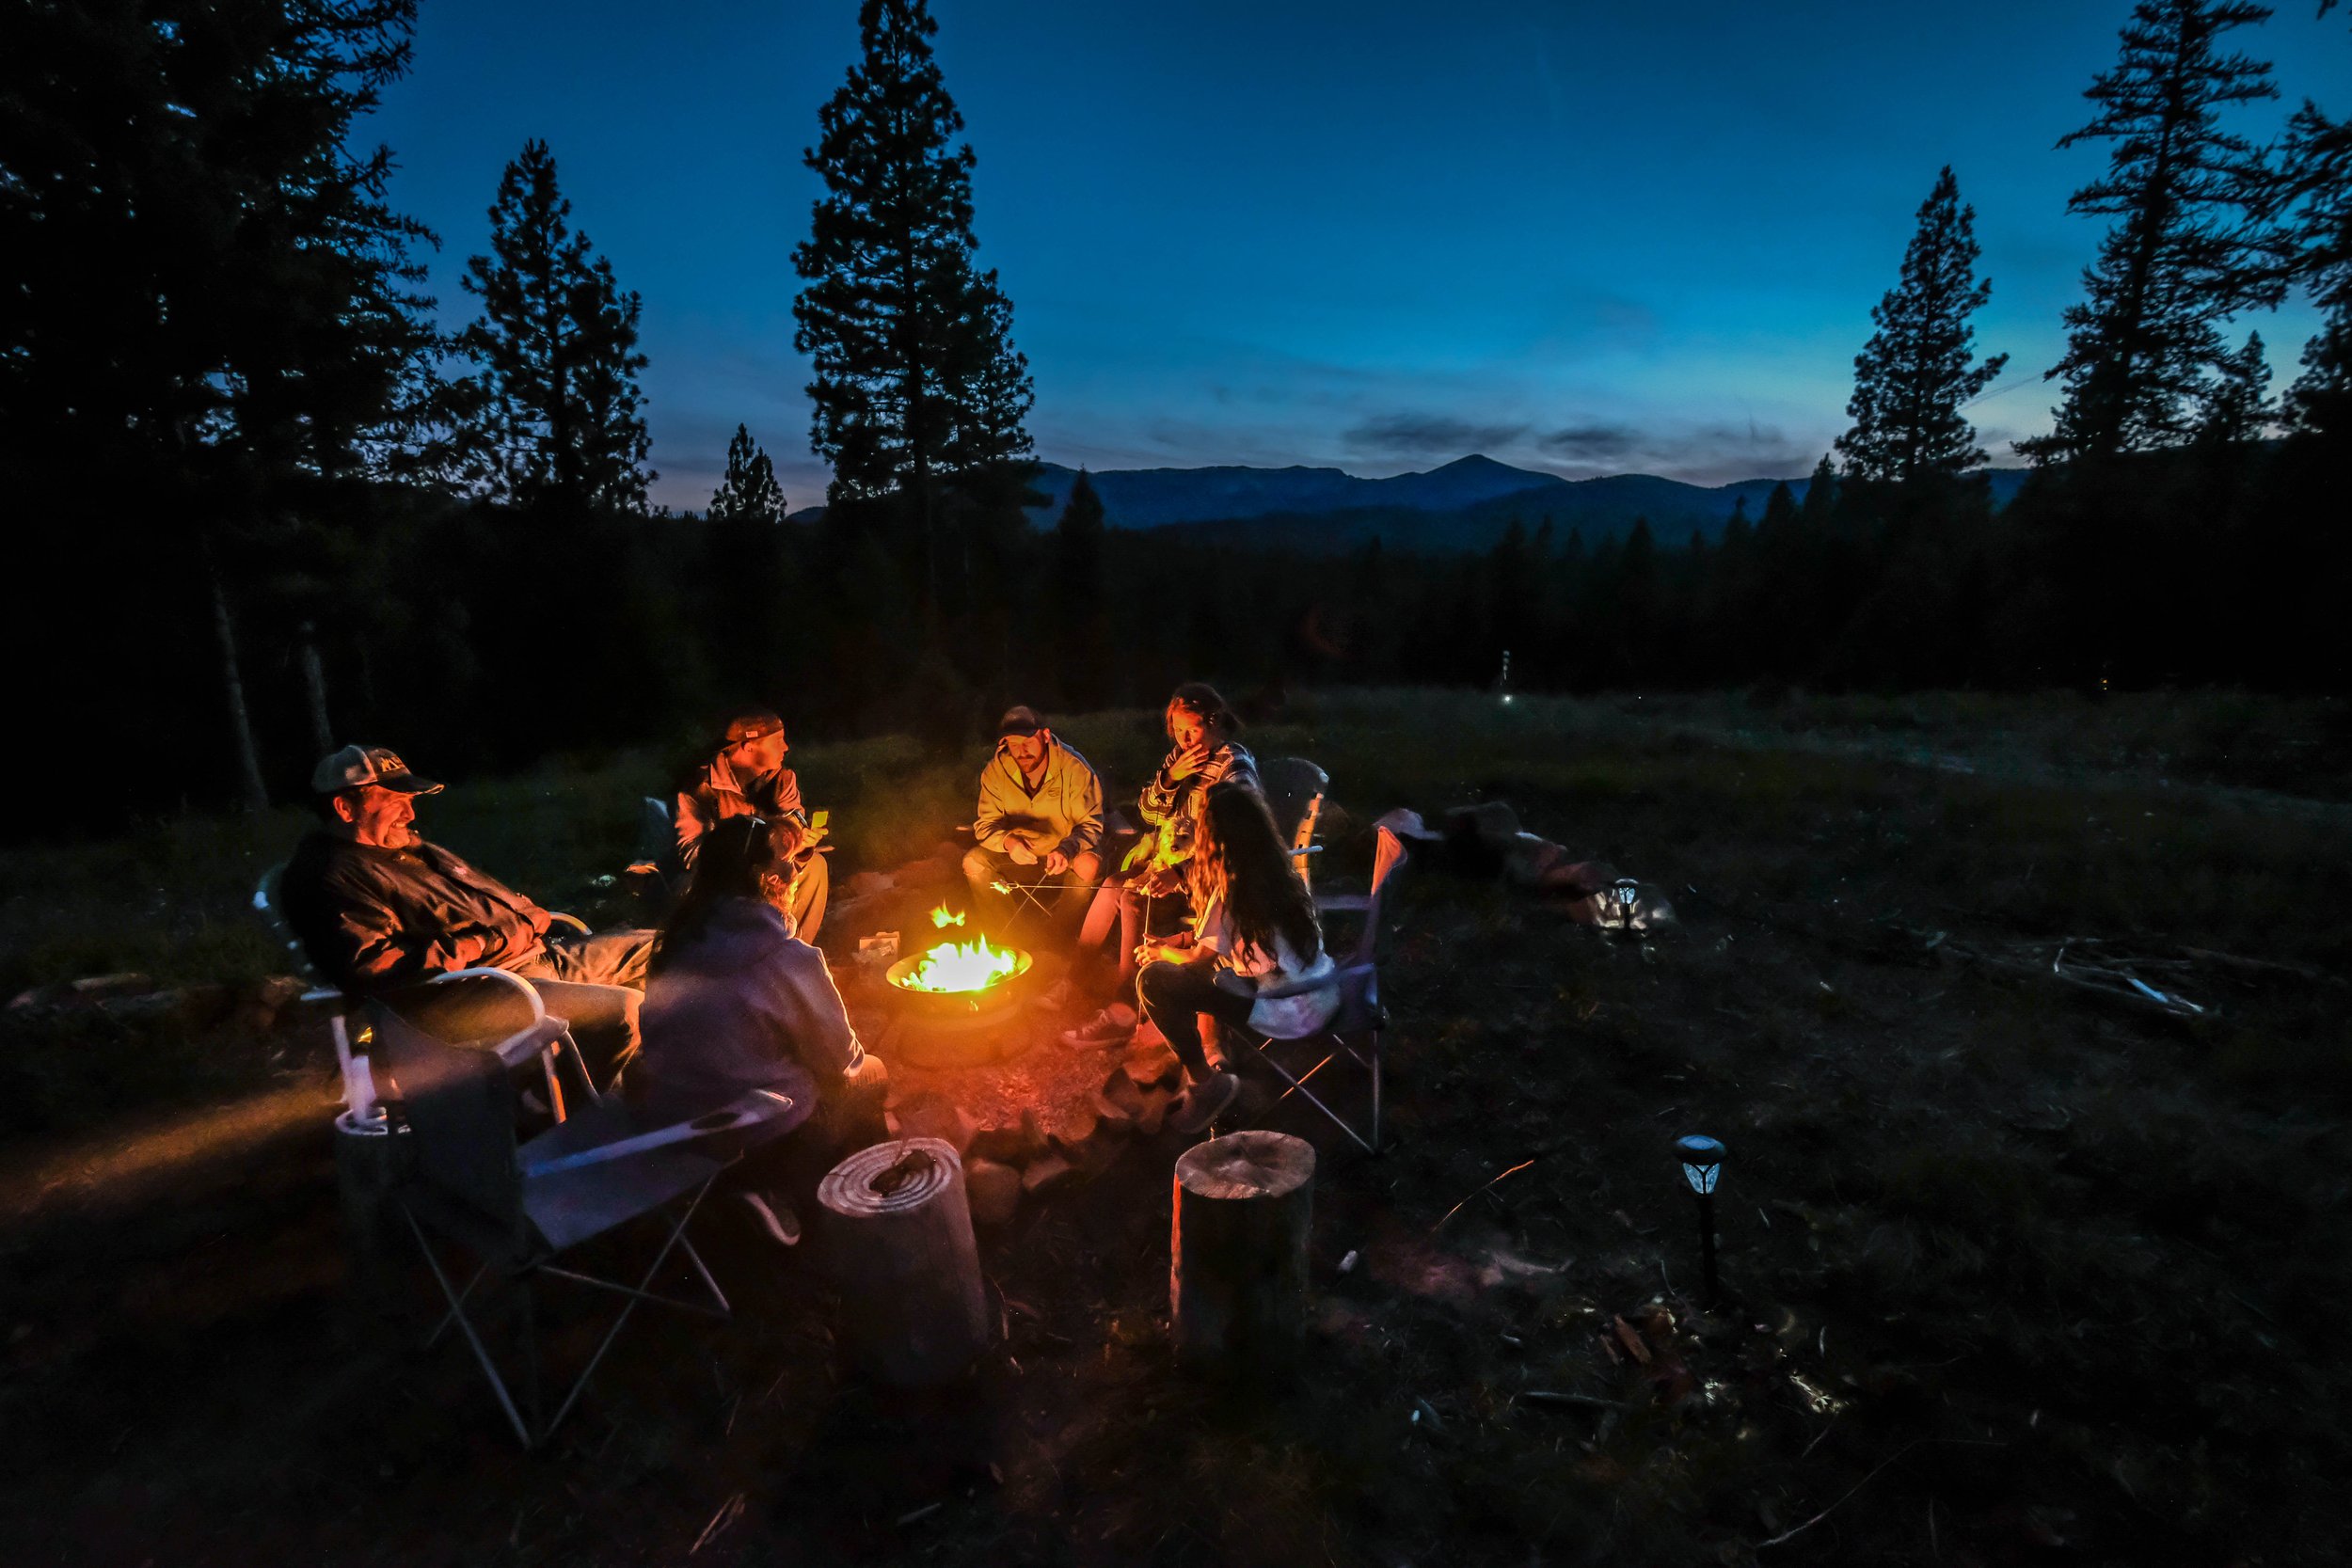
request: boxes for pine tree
[452,140,654,514]
[792,0,1035,610]
[1837,168,2010,483]
[0,0,439,816]
[1801,454,1838,530]
[2027,1,2281,465]
[1051,471,1112,706]
[709,424,787,525]
[2195,331,2275,443]
[2277,90,2352,435]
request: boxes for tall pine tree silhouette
[792,0,1035,621]
[2276,24,2352,436]
[452,140,654,515]
[1837,167,2009,484]
[2026,0,2280,465]
[1050,470,1113,707]
[708,424,787,525]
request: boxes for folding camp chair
[1259,757,1329,894]
[1242,824,1410,1154]
[254,863,596,1125]
[364,999,794,1448]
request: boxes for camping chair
[364,998,794,1448]
[1241,824,1410,1155]
[1259,757,1328,894]
[254,863,596,1126]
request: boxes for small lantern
[1611,878,1643,935]
[1674,1133,1725,1300]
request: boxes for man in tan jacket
[961,706,1103,931]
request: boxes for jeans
[961,845,1101,933]
[1136,958,1258,1083]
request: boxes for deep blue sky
[368,0,2352,513]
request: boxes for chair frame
[1242,825,1409,1155]
[367,999,792,1449]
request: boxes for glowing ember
[931,905,965,928]
[898,934,1021,994]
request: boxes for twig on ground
[895,1501,946,1528]
[690,1493,744,1556]
[1432,1158,1537,1234]
[1757,1442,1919,1548]
[1518,1389,1624,1410]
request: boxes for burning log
[817,1139,991,1387]
[1171,1131,1316,1376]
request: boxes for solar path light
[1675,1133,1725,1301]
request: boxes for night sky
[367,0,2352,513]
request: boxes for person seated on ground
[633,816,887,1246]
[281,745,655,1083]
[674,706,829,942]
[1133,781,1340,1132]
[1062,682,1258,1040]
[961,705,1104,933]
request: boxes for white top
[1193,892,1342,1039]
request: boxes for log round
[1170,1131,1316,1375]
[817,1137,991,1386]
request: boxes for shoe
[1168,1071,1240,1134]
[1059,1006,1136,1048]
[738,1190,802,1247]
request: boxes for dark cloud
[1341,412,1530,457]
[1539,423,1639,458]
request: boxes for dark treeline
[4,0,2349,837]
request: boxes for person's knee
[961,846,994,884]
[1070,850,1103,885]
[1136,959,1178,1008]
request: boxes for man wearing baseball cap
[961,705,1104,931]
[672,706,829,941]
[281,744,656,1081]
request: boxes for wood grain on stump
[817,1138,990,1387]
[1170,1131,1315,1376]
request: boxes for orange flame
[899,934,1020,993]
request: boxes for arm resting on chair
[519,1091,797,1180]
[1250,962,1376,1002]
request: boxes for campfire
[880,906,1037,1067]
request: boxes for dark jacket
[636,899,860,1126]
[282,831,550,993]
[675,752,806,872]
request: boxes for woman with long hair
[1134,781,1339,1133]
[1062,682,1257,1047]
[636,816,886,1244]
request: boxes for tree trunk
[297,620,333,757]
[1171,1131,1316,1376]
[817,1138,990,1386]
[206,543,270,815]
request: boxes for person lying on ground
[1129,781,1339,1132]
[673,706,829,942]
[961,705,1104,931]
[632,816,886,1246]
[1064,682,1258,1033]
[280,745,654,1082]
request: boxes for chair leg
[425,1259,492,1348]
[1253,1036,1377,1155]
[1369,1028,1384,1154]
[542,1179,716,1441]
[402,1205,533,1449]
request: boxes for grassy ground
[1,689,2346,1565]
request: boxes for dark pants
[730,1057,892,1207]
[387,928,655,1088]
[1136,959,1258,1083]
[961,845,1101,935]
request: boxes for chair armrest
[421,966,549,1023]
[492,1014,573,1069]
[546,911,592,938]
[1290,845,1325,857]
[520,1090,796,1179]
[1251,962,1375,1002]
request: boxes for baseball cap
[996,705,1045,738]
[310,745,442,797]
[723,708,787,746]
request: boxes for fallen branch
[1431,1158,1538,1235]
[690,1493,745,1556]
[1518,1389,1623,1410]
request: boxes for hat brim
[375,772,443,796]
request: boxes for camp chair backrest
[365,1001,525,1243]
[1259,757,1328,844]
[1349,827,1411,968]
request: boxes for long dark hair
[1165,681,1240,745]
[1188,782,1321,966]
[650,816,793,974]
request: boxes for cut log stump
[1171,1131,1315,1377]
[818,1138,990,1387]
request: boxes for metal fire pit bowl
[882,943,1037,1069]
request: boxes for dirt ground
[3,695,2348,1566]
